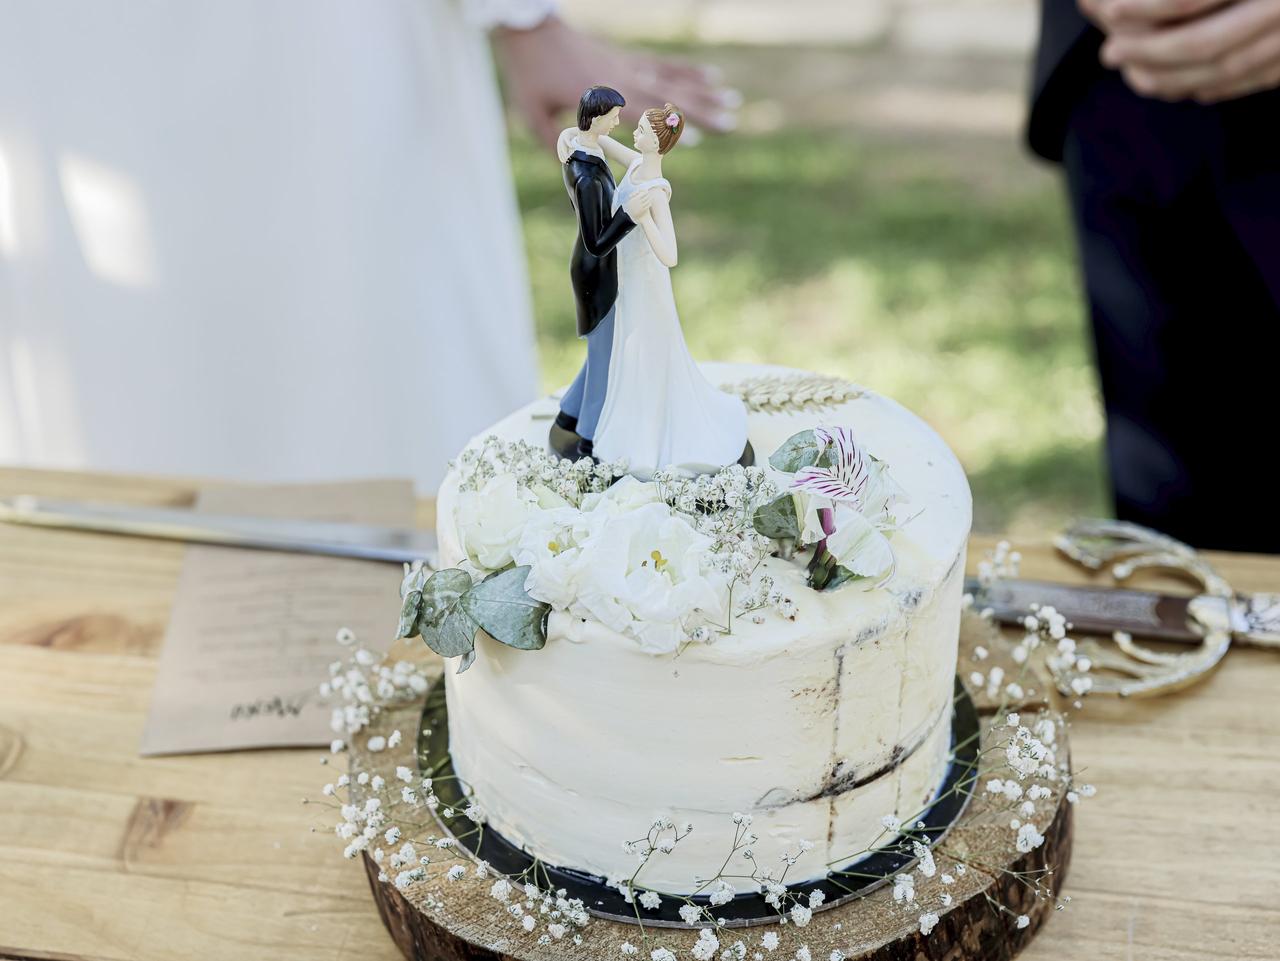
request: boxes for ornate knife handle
[1052,519,1233,698]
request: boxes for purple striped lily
[790,426,870,508]
[789,427,893,588]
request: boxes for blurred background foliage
[507,38,1108,536]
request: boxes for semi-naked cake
[426,362,972,895]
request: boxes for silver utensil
[0,495,438,566]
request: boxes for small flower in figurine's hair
[666,113,681,127]
[1016,914,1031,929]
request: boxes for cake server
[964,574,1280,650]
[0,495,439,566]
[973,518,1278,697]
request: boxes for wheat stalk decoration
[721,374,864,414]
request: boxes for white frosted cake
[417,363,972,895]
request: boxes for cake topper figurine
[552,87,751,478]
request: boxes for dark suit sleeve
[574,175,636,257]
[1027,0,1099,162]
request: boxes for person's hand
[493,15,738,147]
[1085,0,1280,102]
[623,189,652,222]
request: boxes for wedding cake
[411,362,972,896]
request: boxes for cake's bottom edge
[451,705,955,896]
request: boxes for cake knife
[0,495,439,567]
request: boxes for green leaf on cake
[455,647,478,674]
[769,430,821,472]
[768,430,833,473]
[459,566,550,651]
[421,569,473,623]
[397,564,430,639]
[424,606,481,659]
[399,567,472,638]
[753,493,801,541]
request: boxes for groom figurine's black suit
[553,85,638,458]
[563,150,635,338]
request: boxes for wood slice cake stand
[351,611,1072,961]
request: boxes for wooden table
[1,468,1277,961]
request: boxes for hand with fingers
[623,188,652,222]
[1081,0,1280,102]
[492,15,738,147]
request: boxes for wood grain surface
[1,467,1277,961]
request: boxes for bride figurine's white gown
[592,160,748,479]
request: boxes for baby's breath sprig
[454,435,626,506]
[313,637,592,946]
[650,463,801,638]
[319,628,431,746]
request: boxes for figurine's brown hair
[644,103,684,154]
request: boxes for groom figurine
[551,85,651,460]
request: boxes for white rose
[572,503,727,652]
[454,474,539,572]
[527,482,573,511]
[581,475,662,514]
[515,508,586,610]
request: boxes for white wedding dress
[0,0,548,492]
[592,160,747,478]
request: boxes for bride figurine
[575,103,750,479]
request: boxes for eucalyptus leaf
[398,567,473,640]
[753,493,801,541]
[396,563,431,638]
[397,590,423,639]
[421,606,480,658]
[418,568,472,630]
[769,430,823,473]
[455,647,478,674]
[459,566,550,651]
